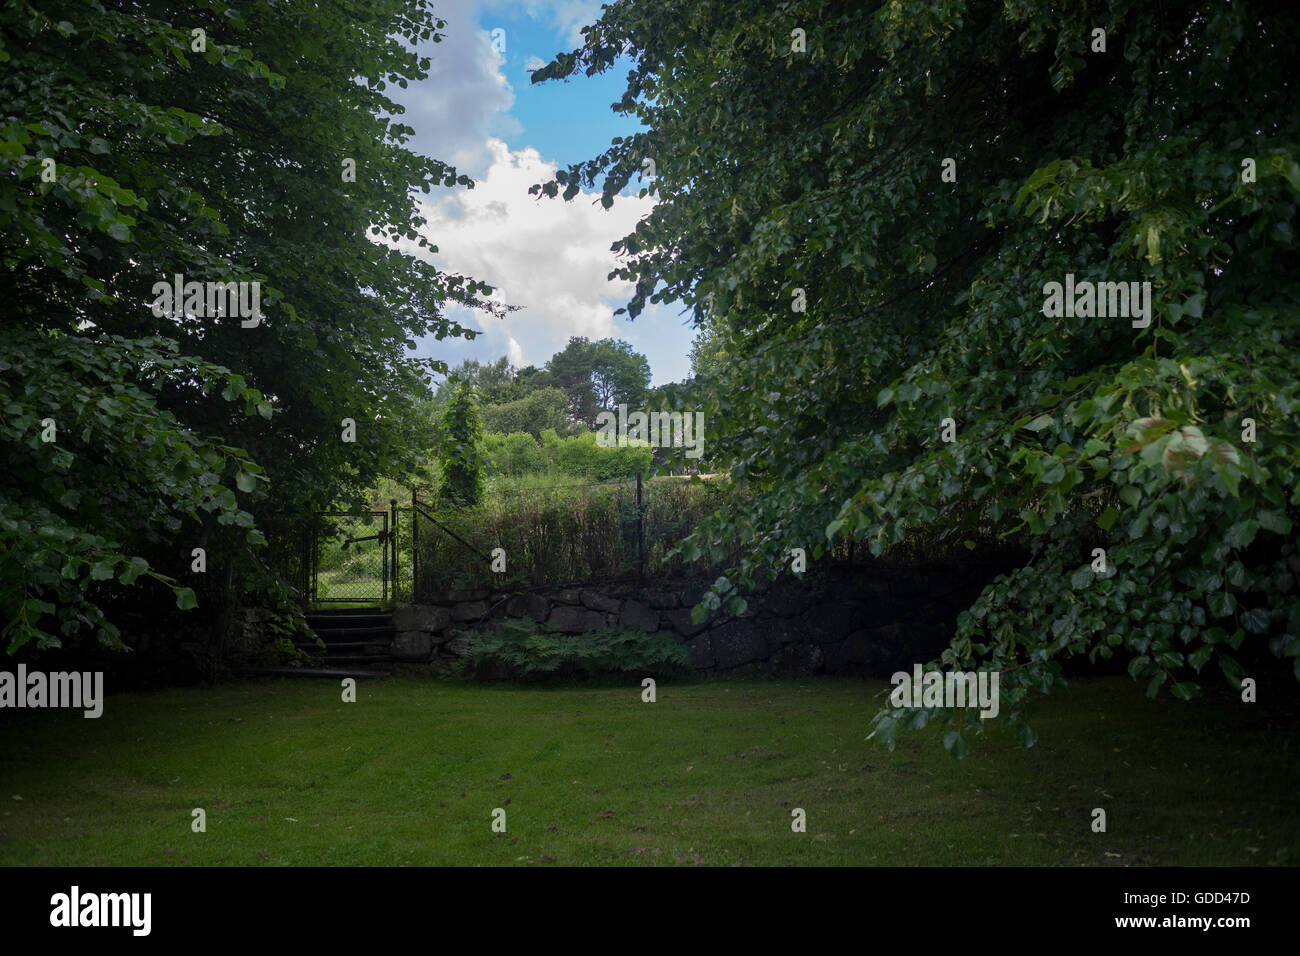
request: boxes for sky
[386,0,695,387]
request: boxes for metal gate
[310,503,398,604]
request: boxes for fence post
[390,498,399,603]
[411,488,419,604]
[636,472,645,584]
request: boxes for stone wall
[392,549,1024,677]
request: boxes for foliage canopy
[1,0,491,652]
[533,0,1300,751]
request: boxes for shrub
[437,381,485,508]
[481,388,569,438]
[454,617,690,681]
[483,431,547,477]
[550,429,653,479]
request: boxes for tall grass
[413,477,733,594]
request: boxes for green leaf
[942,730,971,759]
[235,471,257,492]
[1258,510,1292,535]
[1096,507,1120,530]
[1241,607,1270,633]
[868,715,899,749]
[1015,724,1037,749]
[1226,520,1259,549]
[1019,509,1045,534]
[1219,654,1246,684]
[1207,591,1236,618]
[118,556,149,585]
[176,587,198,610]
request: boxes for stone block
[643,591,680,610]
[709,621,766,669]
[505,593,550,622]
[580,590,621,613]
[393,631,432,660]
[770,642,824,676]
[392,604,452,633]
[686,633,714,669]
[450,601,489,623]
[619,600,659,632]
[549,606,607,634]
[662,607,707,638]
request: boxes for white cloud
[485,0,603,47]
[506,334,525,366]
[523,55,548,72]
[389,0,520,176]
[396,138,656,369]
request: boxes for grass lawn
[1,675,1296,866]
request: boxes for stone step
[308,625,395,642]
[306,614,392,629]
[242,667,393,678]
[296,640,390,653]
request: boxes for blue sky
[386,0,695,387]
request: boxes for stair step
[307,615,391,627]
[308,626,394,641]
[324,654,395,664]
[296,640,390,652]
[242,667,392,678]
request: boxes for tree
[688,316,728,383]
[481,388,570,438]
[0,0,493,654]
[436,381,485,509]
[545,337,601,425]
[532,0,1300,753]
[436,356,528,406]
[543,336,652,426]
[589,338,651,410]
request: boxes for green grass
[0,675,1296,866]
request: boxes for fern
[455,617,690,681]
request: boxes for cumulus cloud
[485,0,603,48]
[389,0,520,175]
[396,138,655,369]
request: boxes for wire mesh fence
[311,510,393,604]
[411,476,732,597]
